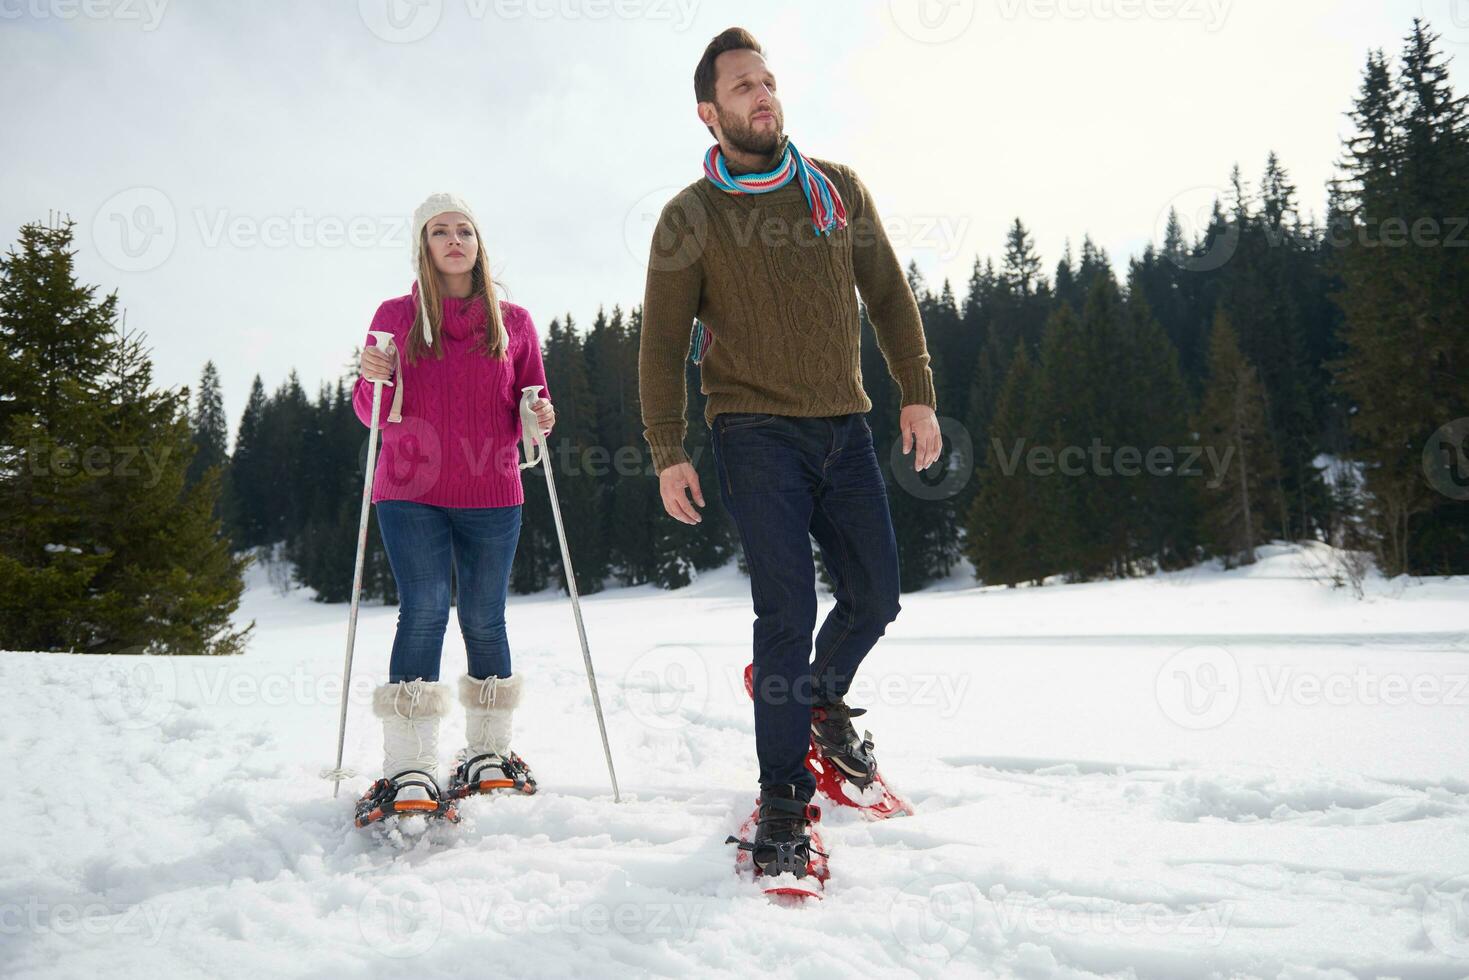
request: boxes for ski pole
[322,330,396,797]
[519,385,622,803]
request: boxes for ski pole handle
[519,385,547,469]
[365,330,396,386]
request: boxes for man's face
[702,49,785,157]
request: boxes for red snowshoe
[744,664,914,820]
[726,791,829,901]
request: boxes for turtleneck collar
[411,281,485,342]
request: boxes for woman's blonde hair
[402,219,508,365]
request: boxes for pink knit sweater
[352,283,549,507]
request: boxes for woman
[350,191,554,825]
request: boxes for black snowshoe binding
[810,700,877,789]
[726,784,824,878]
[448,751,537,799]
[355,769,459,827]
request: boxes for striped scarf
[702,141,848,236]
[691,142,847,365]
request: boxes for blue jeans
[709,412,902,797]
[374,500,522,682]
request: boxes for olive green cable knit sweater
[638,157,938,474]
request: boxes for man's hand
[900,404,943,471]
[659,462,705,525]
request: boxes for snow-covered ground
[3,543,1467,979]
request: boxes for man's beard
[716,102,786,162]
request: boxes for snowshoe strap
[759,796,820,823]
[462,751,532,784]
[356,769,458,827]
[387,768,444,802]
[462,752,502,777]
[725,836,830,860]
[469,752,529,775]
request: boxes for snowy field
[2,543,1468,979]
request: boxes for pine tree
[651,515,695,589]
[1129,220,1211,391]
[1330,20,1469,574]
[260,371,312,546]
[1030,279,1120,579]
[1121,283,1198,570]
[85,324,254,653]
[0,216,114,441]
[1001,218,1043,297]
[226,375,269,549]
[515,315,606,594]
[965,343,1046,585]
[0,217,250,653]
[1196,313,1282,566]
[873,269,961,590]
[608,306,658,585]
[288,378,366,602]
[187,361,228,493]
[1023,272,1192,580]
[0,218,117,648]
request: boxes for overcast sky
[4,0,1460,437]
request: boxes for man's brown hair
[694,27,764,107]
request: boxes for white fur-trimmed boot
[448,673,537,797]
[354,679,457,827]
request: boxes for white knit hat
[410,192,479,347]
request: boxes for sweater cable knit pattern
[353,285,549,508]
[638,157,937,474]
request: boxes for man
[638,27,942,878]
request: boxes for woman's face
[425,211,477,276]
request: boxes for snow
[2,543,1467,978]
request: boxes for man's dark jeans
[709,411,902,798]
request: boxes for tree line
[2,18,1463,652]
